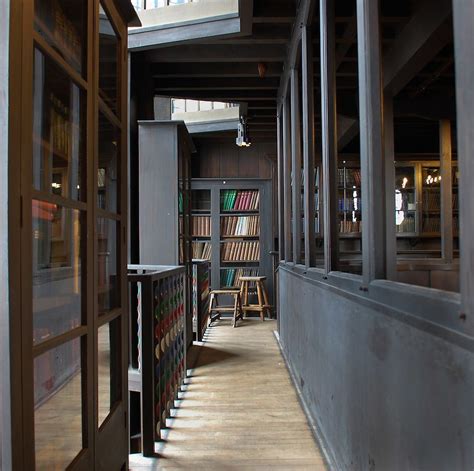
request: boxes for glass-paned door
[20,0,129,469]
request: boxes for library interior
[0,0,473,470]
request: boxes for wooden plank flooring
[130,318,327,470]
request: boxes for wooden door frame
[7,0,130,468]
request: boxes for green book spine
[223,190,230,211]
[231,190,237,210]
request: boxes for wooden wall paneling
[356,0,386,284]
[320,0,339,273]
[223,144,239,178]
[238,147,260,178]
[440,119,453,263]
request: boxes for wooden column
[291,68,302,264]
[277,113,285,261]
[320,0,339,273]
[384,96,397,280]
[440,120,453,264]
[356,0,386,283]
[282,96,292,262]
[453,0,474,327]
[302,26,316,268]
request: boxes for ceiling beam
[146,44,286,62]
[155,77,280,91]
[382,0,453,96]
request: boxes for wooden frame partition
[7,1,138,469]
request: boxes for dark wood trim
[277,113,284,261]
[32,326,88,358]
[356,0,386,283]
[282,96,292,263]
[320,0,339,274]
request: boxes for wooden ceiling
[135,0,456,150]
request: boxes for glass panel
[98,318,122,427]
[34,337,83,469]
[33,49,86,201]
[395,166,416,234]
[34,0,87,76]
[186,99,199,112]
[199,100,213,111]
[98,113,120,213]
[99,4,119,115]
[33,202,83,345]
[98,218,120,314]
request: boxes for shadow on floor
[188,344,239,369]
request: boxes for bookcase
[192,179,273,307]
[138,121,196,346]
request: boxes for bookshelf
[192,179,273,307]
[337,163,362,236]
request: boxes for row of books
[221,190,259,212]
[338,168,361,187]
[422,217,441,233]
[339,220,362,233]
[396,217,416,233]
[338,198,362,212]
[192,241,211,260]
[221,268,260,288]
[50,93,71,156]
[192,216,211,236]
[221,241,260,262]
[422,192,441,211]
[221,216,259,237]
[36,1,82,70]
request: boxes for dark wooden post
[384,96,397,280]
[277,113,285,261]
[356,0,386,283]
[320,0,339,273]
[439,120,453,264]
[282,96,293,262]
[291,68,302,264]
[302,26,316,268]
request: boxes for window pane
[34,0,87,76]
[33,49,86,201]
[33,202,83,345]
[98,218,120,313]
[395,166,416,235]
[186,99,199,112]
[98,318,122,427]
[172,99,185,114]
[34,337,83,469]
[199,100,213,111]
[98,113,120,213]
[99,4,119,115]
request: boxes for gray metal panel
[278,264,473,470]
[138,122,179,265]
[0,0,11,467]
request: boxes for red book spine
[234,191,241,211]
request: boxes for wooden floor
[130,318,327,470]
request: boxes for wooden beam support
[356,0,386,283]
[440,119,453,264]
[453,0,474,329]
[320,0,339,273]
[282,96,292,262]
[302,26,316,268]
[277,0,316,112]
[290,68,302,264]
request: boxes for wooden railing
[128,265,187,457]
